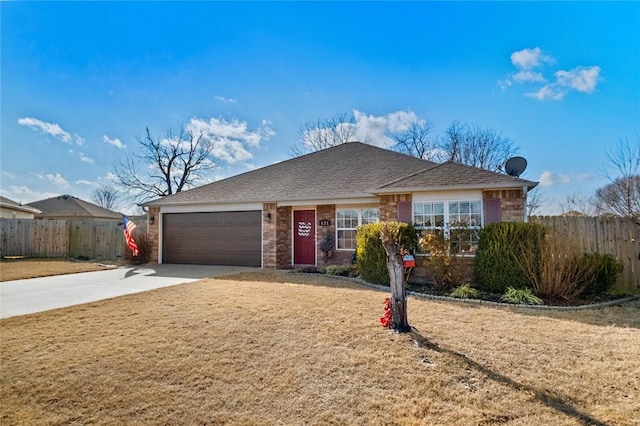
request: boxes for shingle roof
[0,196,42,214]
[27,195,122,219]
[145,142,538,206]
[375,161,537,192]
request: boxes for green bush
[323,264,358,277]
[356,222,418,286]
[449,284,480,299]
[501,286,543,305]
[474,222,545,293]
[580,253,623,295]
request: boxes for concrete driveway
[0,264,258,319]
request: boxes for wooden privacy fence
[1,219,125,261]
[530,216,640,293]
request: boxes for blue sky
[2,1,639,214]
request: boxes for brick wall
[275,206,292,268]
[483,189,526,222]
[379,194,412,221]
[262,203,277,268]
[148,207,160,263]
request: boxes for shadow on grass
[409,329,608,426]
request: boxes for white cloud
[74,134,85,146]
[525,86,566,101]
[352,109,419,148]
[538,171,571,187]
[555,66,601,93]
[576,172,597,181]
[503,48,601,101]
[510,47,554,70]
[104,172,119,183]
[8,185,58,203]
[513,70,546,83]
[79,153,95,163]
[76,179,99,186]
[185,116,275,163]
[46,173,70,188]
[103,135,126,149]
[214,95,237,104]
[2,170,17,180]
[17,117,72,143]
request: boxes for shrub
[580,253,623,295]
[474,222,545,293]
[356,222,417,286]
[449,284,479,299]
[515,232,594,301]
[123,231,152,264]
[419,232,472,290]
[501,286,543,305]
[323,264,358,277]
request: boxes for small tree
[440,121,519,173]
[393,118,440,161]
[379,221,416,332]
[91,185,121,211]
[596,137,640,218]
[288,113,359,156]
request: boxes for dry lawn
[0,259,111,282]
[1,272,639,425]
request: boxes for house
[27,195,122,221]
[0,196,41,219]
[144,142,538,269]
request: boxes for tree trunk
[385,246,410,332]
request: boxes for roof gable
[27,195,121,219]
[374,161,538,192]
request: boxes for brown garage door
[162,211,261,266]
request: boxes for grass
[1,270,639,425]
[0,259,111,282]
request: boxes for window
[413,200,482,255]
[336,208,379,249]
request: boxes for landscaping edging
[302,273,639,311]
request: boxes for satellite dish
[505,156,527,177]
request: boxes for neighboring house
[0,196,41,219]
[144,142,538,269]
[27,195,122,221]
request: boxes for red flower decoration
[380,297,392,328]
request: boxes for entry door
[294,210,316,265]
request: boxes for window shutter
[397,201,412,223]
[483,198,501,225]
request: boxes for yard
[1,269,639,425]
[0,259,111,281]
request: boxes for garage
[162,211,262,266]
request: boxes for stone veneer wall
[148,207,160,263]
[483,189,526,222]
[275,206,292,268]
[262,203,277,268]
[378,194,412,221]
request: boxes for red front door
[294,210,316,265]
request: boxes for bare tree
[595,137,640,218]
[288,113,359,156]
[526,187,545,217]
[91,185,121,211]
[440,121,519,172]
[560,191,597,216]
[393,118,441,161]
[114,126,215,203]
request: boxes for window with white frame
[413,200,482,255]
[336,208,379,249]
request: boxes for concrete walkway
[0,264,257,319]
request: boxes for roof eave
[371,181,538,194]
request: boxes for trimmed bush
[580,253,624,295]
[356,222,417,286]
[124,230,152,264]
[474,222,545,293]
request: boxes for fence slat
[530,216,640,293]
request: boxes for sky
[2,1,639,215]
